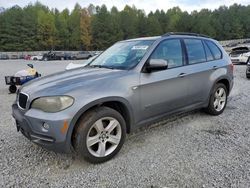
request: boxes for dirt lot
[0,60,250,187]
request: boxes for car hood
[21,67,124,96]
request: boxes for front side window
[89,40,155,70]
[184,39,206,64]
[150,39,183,69]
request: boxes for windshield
[88,40,155,70]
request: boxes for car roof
[123,36,161,42]
[121,32,212,43]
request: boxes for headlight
[31,96,74,112]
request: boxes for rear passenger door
[182,38,223,105]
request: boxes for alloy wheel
[213,87,226,112]
[86,117,122,157]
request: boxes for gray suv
[12,33,234,163]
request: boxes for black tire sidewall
[207,83,228,115]
[74,107,126,163]
[9,85,17,93]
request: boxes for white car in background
[230,47,250,64]
[30,55,43,61]
[65,55,98,70]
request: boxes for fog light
[42,123,50,130]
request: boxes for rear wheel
[205,83,228,115]
[73,107,126,163]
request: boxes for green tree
[0,6,24,51]
[37,9,57,50]
[68,3,81,50]
[120,5,138,39]
[91,5,122,49]
[136,9,148,37]
[147,12,163,35]
[1,2,250,51]
[80,8,92,50]
[54,8,70,50]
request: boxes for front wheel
[205,83,228,115]
[73,107,126,163]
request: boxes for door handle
[178,73,187,78]
[212,66,218,70]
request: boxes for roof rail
[162,32,210,38]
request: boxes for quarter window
[204,42,214,61]
[150,39,183,69]
[205,40,222,60]
[184,39,206,64]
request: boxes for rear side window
[184,39,206,64]
[205,40,222,60]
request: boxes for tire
[205,83,228,115]
[9,85,17,93]
[33,58,37,61]
[246,69,250,79]
[73,57,77,60]
[73,106,126,163]
[247,57,250,64]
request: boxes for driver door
[139,39,189,121]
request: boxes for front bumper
[12,103,73,153]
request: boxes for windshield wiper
[88,65,115,69]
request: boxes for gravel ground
[0,60,250,187]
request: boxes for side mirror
[146,59,168,72]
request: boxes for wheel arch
[67,97,134,148]
[216,78,230,94]
[209,76,231,98]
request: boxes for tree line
[0,2,250,51]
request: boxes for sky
[0,0,250,13]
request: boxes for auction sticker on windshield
[132,45,149,50]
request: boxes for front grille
[18,93,28,109]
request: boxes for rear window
[205,40,222,60]
[184,39,206,64]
